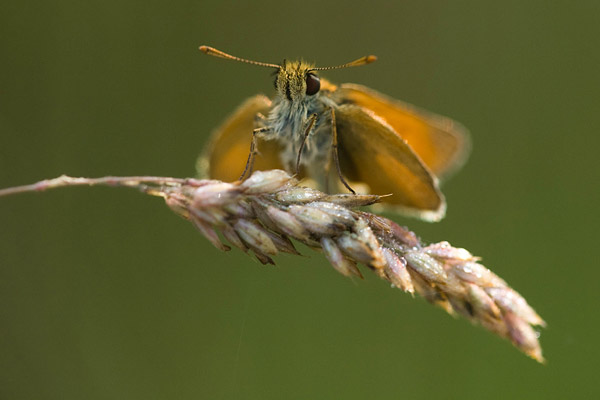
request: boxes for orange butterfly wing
[336,84,470,180]
[335,104,446,221]
[197,95,285,182]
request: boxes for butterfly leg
[295,113,318,175]
[239,126,270,181]
[330,107,355,194]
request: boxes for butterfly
[197,46,469,221]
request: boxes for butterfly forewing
[336,84,470,180]
[198,95,285,181]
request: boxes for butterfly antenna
[199,45,280,69]
[311,55,377,71]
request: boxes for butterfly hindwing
[335,104,446,221]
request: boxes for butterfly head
[199,45,376,104]
[273,60,321,103]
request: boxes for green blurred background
[1,1,598,398]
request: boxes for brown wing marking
[336,83,470,180]
[197,95,285,182]
[335,104,446,221]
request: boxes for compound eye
[305,73,320,95]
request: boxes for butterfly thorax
[265,60,337,172]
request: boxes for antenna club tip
[199,45,210,53]
[366,55,377,63]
